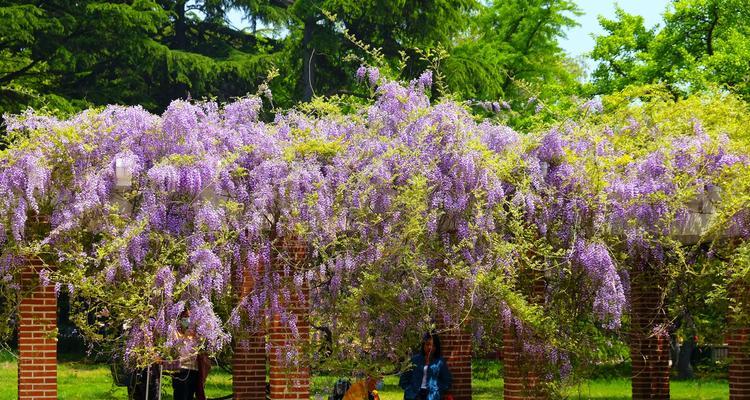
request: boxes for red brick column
[233,335,267,400]
[440,327,472,400]
[18,257,57,400]
[728,327,750,399]
[503,277,547,400]
[269,237,310,400]
[503,324,545,400]
[630,269,669,400]
[728,281,750,400]
[233,259,267,400]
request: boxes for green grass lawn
[564,378,729,400]
[0,351,729,399]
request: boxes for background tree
[284,0,478,101]
[444,0,582,105]
[1,0,589,131]
[589,0,750,100]
[0,0,284,120]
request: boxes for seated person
[343,375,382,400]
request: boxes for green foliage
[588,8,656,95]
[560,85,750,376]
[284,136,342,162]
[0,0,284,124]
[286,0,478,102]
[444,0,582,105]
[589,0,750,101]
[1,0,589,134]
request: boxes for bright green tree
[444,0,582,104]
[589,0,750,100]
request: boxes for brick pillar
[269,237,310,400]
[728,281,750,400]
[503,324,545,400]
[233,258,267,400]
[233,335,267,400]
[440,327,472,400]
[728,327,750,399]
[503,276,547,400]
[18,257,57,400]
[630,269,669,400]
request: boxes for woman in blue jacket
[399,333,452,400]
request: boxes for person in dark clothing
[399,333,452,400]
[171,309,211,400]
[169,354,211,400]
[172,367,199,400]
[129,364,160,400]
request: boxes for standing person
[399,333,452,400]
[172,309,211,400]
[129,363,160,400]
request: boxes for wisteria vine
[0,75,748,389]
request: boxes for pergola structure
[16,163,476,399]
[15,228,474,400]
[8,95,750,400]
[15,207,750,400]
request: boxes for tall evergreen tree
[1,0,587,122]
[286,0,478,101]
[0,0,283,118]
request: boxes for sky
[559,0,671,58]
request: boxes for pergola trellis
[4,80,750,400]
[13,166,750,400]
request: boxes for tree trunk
[175,0,187,50]
[677,335,695,379]
[706,3,719,56]
[301,16,316,102]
